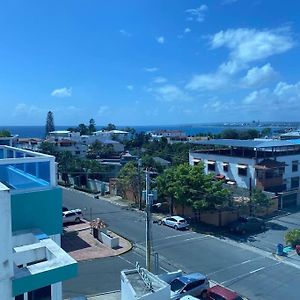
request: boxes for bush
[285,229,300,248]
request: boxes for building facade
[189,139,300,208]
[0,146,77,300]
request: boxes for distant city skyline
[1,1,300,125]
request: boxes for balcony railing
[0,146,56,191]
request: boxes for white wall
[190,152,256,189]
[0,184,13,300]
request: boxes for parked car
[229,216,266,234]
[205,285,246,300]
[62,206,69,212]
[161,216,189,230]
[62,209,82,224]
[169,273,209,299]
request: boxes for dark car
[205,285,246,300]
[229,216,266,234]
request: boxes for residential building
[0,135,18,146]
[150,130,186,141]
[46,130,125,156]
[189,139,300,208]
[0,146,77,300]
[16,138,43,151]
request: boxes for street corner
[61,220,132,261]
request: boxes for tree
[118,161,143,203]
[250,188,272,215]
[45,111,55,137]
[89,118,96,134]
[261,128,272,138]
[285,229,300,248]
[0,129,11,137]
[78,123,89,135]
[157,163,231,216]
[103,123,116,131]
[221,129,239,139]
[39,141,57,156]
[87,141,114,159]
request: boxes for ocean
[0,125,287,139]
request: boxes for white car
[161,216,189,230]
[169,273,209,299]
[62,209,82,224]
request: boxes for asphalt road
[62,188,300,300]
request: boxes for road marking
[249,266,265,274]
[207,257,264,276]
[118,255,136,267]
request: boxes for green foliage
[251,188,272,208]
[45,111,55,136]
[220,128,260,140]
[0,129,11,137]
[39,141,57,156]
[118,161,142,202]
[87,141,114,158]
[261,127,272,137]
[103,123,117,131]
[89,118,96,133]
[285,229,300,248]
[157,163,232,215]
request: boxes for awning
[237,164,248,169]
[193,159,201,163]
[207,160,216,165]
[222,162,229,166]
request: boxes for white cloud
[186,72,229,91]
[119,29,132,37]
[156,36,165,44]
[51,87,72,98]
[154,84,191,102]
[186,5,208,22]
[153,76,167,84]
[13,103,44,117]
[144,67,158,73]
[184,28,191,34]
[241,63,277,87]
[242,81,300,109]
[97,105,109,116]
[210,27,294,66]
[126,85,134,91]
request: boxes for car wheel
[260,224,266,230]
[200,290,208,299]
[162,221,166,226]
[75,217,80,223]
[174,225,178,230]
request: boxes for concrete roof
[191,139,299,149]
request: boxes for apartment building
[0,146,77,300]
[189,139,300,208]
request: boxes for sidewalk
[87,291,121,300]
[62,220,132,261]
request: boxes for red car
[205,285,245,300]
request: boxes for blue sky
[1,0,300,126]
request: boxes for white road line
[207,257,264,276]
[118,255,136,267]
[249,266,265,274]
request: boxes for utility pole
[138,158,142,210]
[145,168,152,272]
[249,177,253,216]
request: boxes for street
[62,188,300,300]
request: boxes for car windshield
[170,279,185,293]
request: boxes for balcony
[0,146,56,192]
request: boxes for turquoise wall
[11,188,62,235]
[12,262,77,296]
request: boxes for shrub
[285,229,300,248]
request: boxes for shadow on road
[62,231,91,252]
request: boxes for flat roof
[191,139,299,149]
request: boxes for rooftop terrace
[0,146,56,192]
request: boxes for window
[223,162,229,172]
[292,160,298,172]
[238,165,247,176]
[207,161,216,172]
[291,177,299,189]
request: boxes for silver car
[62,209,82,224]
[161,216,189,230]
